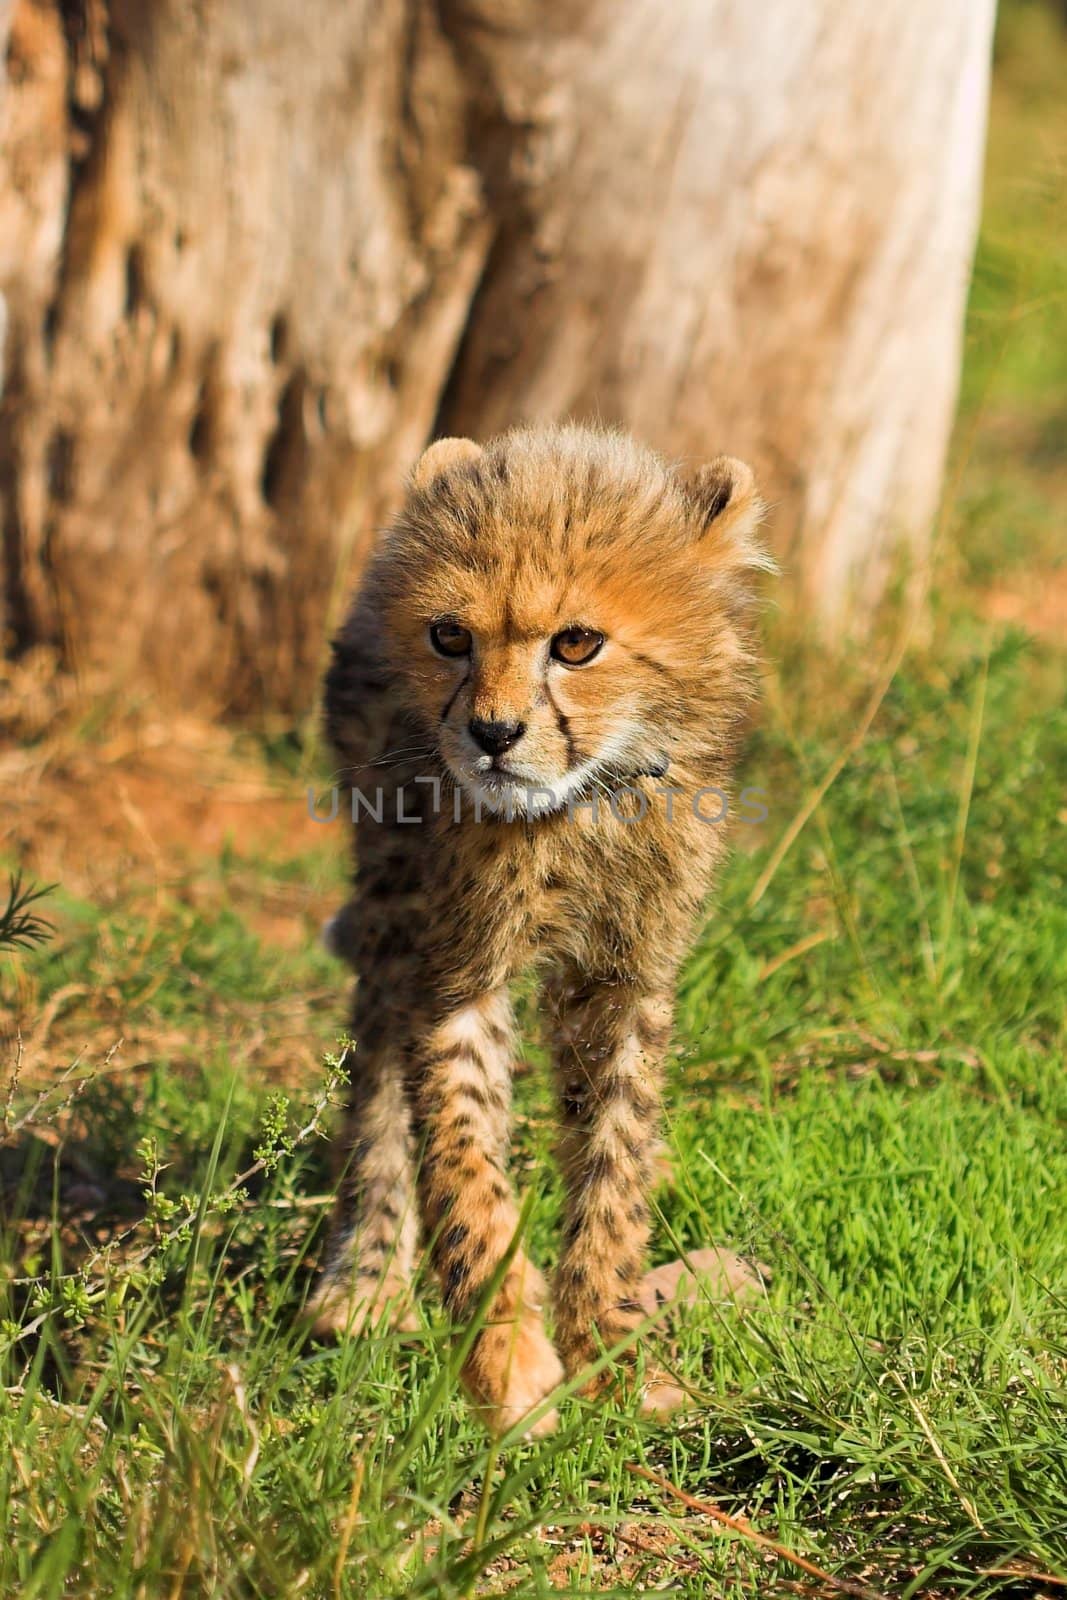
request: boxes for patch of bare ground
[0,653,343,1091]
[1,655,328,887]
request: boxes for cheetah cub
[307,424,770,1436]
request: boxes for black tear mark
[440,671,470,723]
[544,681,580,768]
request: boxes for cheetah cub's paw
[463,1312,565,1439]
[636,1368,691,1418]
[304,1271,417,1339]
[571,1359,691,1420]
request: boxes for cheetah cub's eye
[550,627,605,667]
[429,620,473,658]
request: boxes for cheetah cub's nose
[469,717,526,756]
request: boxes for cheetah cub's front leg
[410,991,563,1437]
[304,1012,418,1338]
[550,977,686,1414]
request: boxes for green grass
[2,623,1064,1597]
[2,4,1067,1594]
[951,0,1067,591]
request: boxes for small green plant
[0,872,54,953]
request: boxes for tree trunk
[1,0,490,709]
[440,0,997,625]
[0,0,995,712]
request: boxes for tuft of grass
[0,875,54,954]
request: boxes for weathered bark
[0,0,995,711]
[1,0,489,709]
[440,0,997,624]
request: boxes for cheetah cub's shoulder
[307,424,770,1436]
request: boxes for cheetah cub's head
[373,424,772,816]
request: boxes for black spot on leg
[600,1209,623,1245]
[582,1148,618,1188]
[564,1212,584,1245]
[443,1223,469,1254]
[444,1258,471,1306]
[427,1042,485,1070]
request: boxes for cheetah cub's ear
[411,436,484,490]
[683,455,777,578]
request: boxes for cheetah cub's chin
[308,423,771,1434]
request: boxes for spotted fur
[306,423,769,1435]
